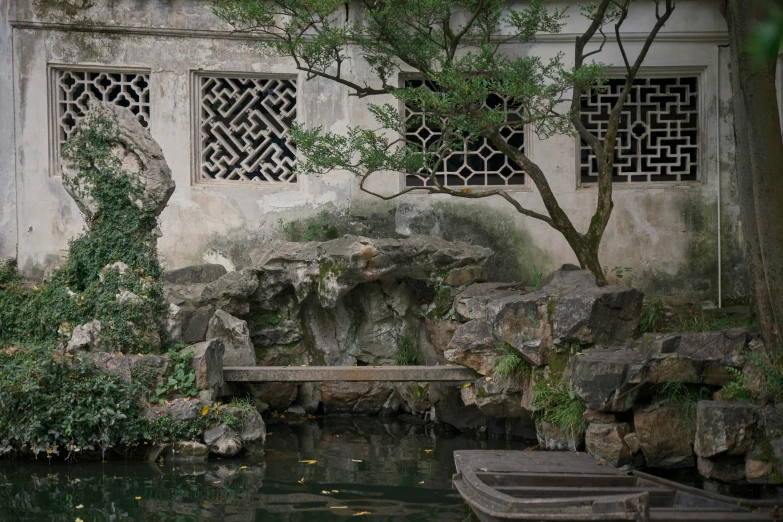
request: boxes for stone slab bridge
[223,365,479,382]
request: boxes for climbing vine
[0,113,168,353]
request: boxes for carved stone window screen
[403,79,527,188]
[196,74,297,184]
[579,76,699,184]
[51,67,151,172]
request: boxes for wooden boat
[453,450,781,521]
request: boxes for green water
[0,417,531,521]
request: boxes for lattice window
[404,79,526,187]
[197,75,297,183]
[53,68,150,167]
[579,76,699,184]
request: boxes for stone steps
[223,365,479,382]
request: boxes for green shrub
[721,367,754,402]
[0,346,141,458]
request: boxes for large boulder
[222,406,266,445]
[249,235,492,308]
[454,282,526,320]
[182,339,224,391]
[694,401,757,458]
[487,269,643,367]
[142,398,203,422]
[206,310,255,367]
[745,405,783,483]
[634,403,694,469]
[204,424,243,457]
[320,381,393,415]
[444,319,502,376]
[571,330,755,412]
[585,422,636,467]
[62,102,175,223]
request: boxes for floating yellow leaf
[321,490,332,495]
[213,481,221,484]
[331,489,339,493]
[424,449,434,453]
[458,382,473,389]
[298,477,306,484]
[201,405,210,416]
[75,505,84,509]
[418,481,424,484]
[76,518,84,522]
[135,496,142,500]
[354,512,372,516]
[299,459,317,464]
[238,465,248,470]
[351,459,362,463]
[330,506,349,509]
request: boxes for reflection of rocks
[536,420,583,451]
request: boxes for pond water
[0,417,531,521]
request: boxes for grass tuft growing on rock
[493,343,531,382]
[394,335,423,366]
[532,379,588,440]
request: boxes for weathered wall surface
[1,0,750,301]
[0,0,17,259]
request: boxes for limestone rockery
[155,235,781,483]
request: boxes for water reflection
[0,417,531,521]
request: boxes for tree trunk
[722,0,783,356]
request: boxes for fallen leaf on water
[424,449,434,453]
[203,500,210,504]
[75,518,84,522]
[213,481,221,484]
[267,432,273,436]
[330,506,348,509]
[354,511,372,516]
[201,405,209,416]
[418,481,424,484]
[351,459,362,463]
[332,489,339,493]
[238,466,248,470]
[135,496,142,500]
[75,505,84,509]
[298,477,306,484]
[321,490,332,494]
[458,382,473,389]
[299,459,318,464]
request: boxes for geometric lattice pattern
[579,77,699,183]
[404,79,526,187]
[54,69,150,162]
[197,75,297,183]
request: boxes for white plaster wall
[0,0,17,259]
[2,0,748,300]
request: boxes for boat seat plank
[476,472,637,488]
[494,486,675,506]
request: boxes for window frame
[47,63,152,177]
[575,66,707,190]
[396,73,532,192]
[190,70,301,189]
